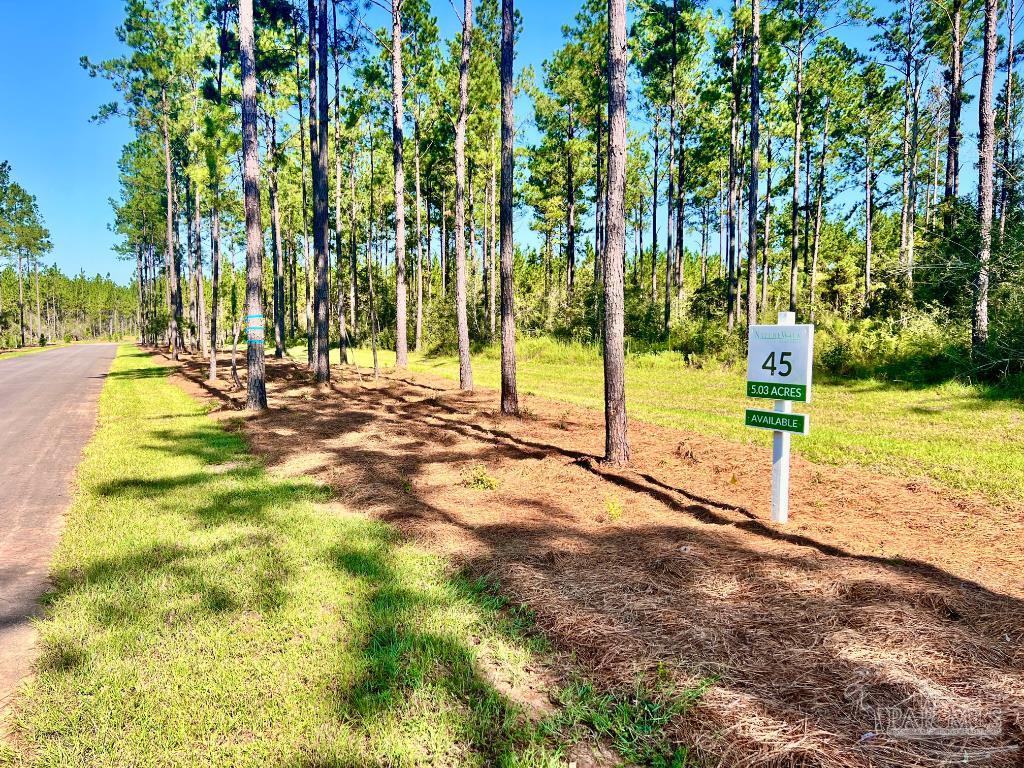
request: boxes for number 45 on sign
[744,312,813,524]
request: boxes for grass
[550,675,711,768]
[289,337,1024,504]
[3,346,588,767]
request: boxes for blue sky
[0,1,135,282]
[0,1,987,284]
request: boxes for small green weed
[604,496,624,522]
[463,464,500,491]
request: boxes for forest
[88,0,1024,434]
[0,162,138,348]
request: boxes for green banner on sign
[746,380,808,402]
[744,408,809,435]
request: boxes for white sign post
[745,311,814,524]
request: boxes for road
[0,344,118,711]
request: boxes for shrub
[813,312,968,383]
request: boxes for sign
[742,312,814,525]
[745,408,809,435]
[746,323,814,403]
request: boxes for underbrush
[467,312,1020,391]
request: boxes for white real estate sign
[746,323,814,403]
[744,313,814,525]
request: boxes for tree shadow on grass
[27,366,576,765]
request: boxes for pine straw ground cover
[168,348,1021,767]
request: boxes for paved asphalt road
[0,344,118,711]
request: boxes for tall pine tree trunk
[675,129,686,315]
[266,119,284,358]
[295,23,313,366]
[239,0,267,410]
[567,106,577,297]
[392,0,409,368]
[944,0,964,236]
[809,101,830,320]
[500,0,519,415]
[746,0,760,334]
[311,0,331,382]
[209,207,221,380]
[454,0,475,389]
[998,0,1016,241]
[974,0,998,351]
[333,0,349,364]
[727,0,740,328]
[415,112,425,352]
[651,112,659,303]
[194,187,207,358]
[161,98,183,359]
[864,142,873,310]
[349,142,359,331]
[788,8,804,313]
[604,0,629,465]
[17,251,24,348]
[489,134,497,337]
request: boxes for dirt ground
[162,350,1023,767]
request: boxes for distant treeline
[0,266,137,348]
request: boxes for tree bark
[209,207,221,380]
[665,99,675,331]
[392,0,409,368]
[999,0,1016,241]
[454,0,474,390]
[746,0,760,334]
[944,0,964,237]
[761,125,772,312]
[136,247,145,344]
[675,130,686,315]
[161,98,183,359]
[441,187,448,295]
[295,22,314,366]
[332,0,349,364]
[310,0,331,382]
[239,0,267,410]
[489,135,497,337]
[604,0,629,465]
[727,0,740,328]
[267,116,285,359]
[651,111,659,304]
[500,0,519,415]
[900,10,912,269]
[809,100,830,320]
[864,141,873,310]
[349,142,359,332]
[17,251,24,348]
[789,8,804,314]
[974,0,998,351]
[567,104,577,297]
[415,112,425,352]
